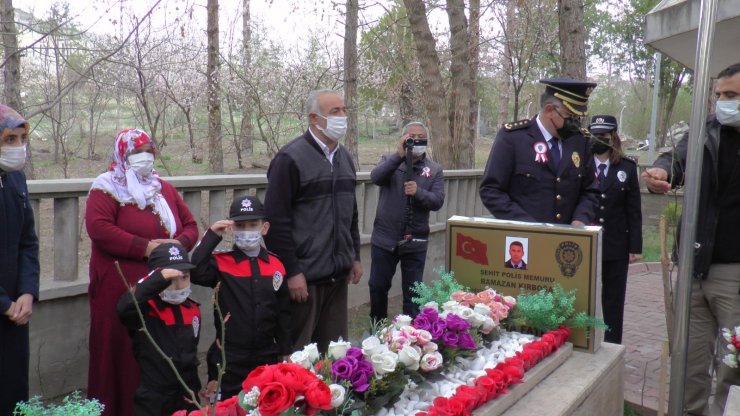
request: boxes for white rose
[424,301,439,310]
[399,326,418,343]
[473,303,491,316]
[398,344,421,371]
[303,343,320,363]
[420,352,443,372]
[329,384,346,407]
[395,314,412,328]
[481,316,497,334]
[416,329,432,346]
[469,312,487,327]
[423,341,438,354]
[328,339,351,360]
[362,336,383,357]
[442,300,459,312]
[503,295,517,307]
[455,306,475,321]
[289,350,312,369]
[371,351,398,375]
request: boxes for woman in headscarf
[0,104,39,416]
[85,128,198,416]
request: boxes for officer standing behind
[368,122,445,322]
[479,78,598,225]
[588,115,642,344]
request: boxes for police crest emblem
[192,316,200,338]
[273,271,283,291]
[555,241,583,277]
[571,152,580,168]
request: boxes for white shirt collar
[308,127,338,162]
[536,114,554,142]
[593,155,611,172]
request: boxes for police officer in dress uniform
[588,115,642,344]
[480,78,599,226]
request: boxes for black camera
[405,138,426,148]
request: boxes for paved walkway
[623,262,672,413]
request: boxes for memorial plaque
[446,216,602,352]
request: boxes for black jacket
[653,118,728,278]
[588,156,642,262]
[190,229,292,355]
[117,270,201,392]
[370,152,445,251]
[479,117,598,224]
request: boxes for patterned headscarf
[90,128,176,236]
[0,104,29,138]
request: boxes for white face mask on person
[316,114,348,142]
[160,285,191,305]
[717,100,740,127]
[127,152,155,176]
[233,230,262,251]
[0,144,27,172]
[412,145,427,157]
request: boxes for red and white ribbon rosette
[533,141,548,163]
[421,167,431,177]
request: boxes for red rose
[171,411,188,416]
[304,379,333,410]
[484,368,509,393]
[541,333,557,351]
[242,364,276,392]
[455,385,484,409]
[258,382,295,416]
[473,376,500,401]
[432,397,467,416]
[446,396,473,416]
[499,361,524,384]
[273,363,313,393]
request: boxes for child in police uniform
[190,195,291,400]
[117,242,201,416]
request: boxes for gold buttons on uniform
[600,206,605,210]
[556,195,562,201]
[556,177,561,183]
[556,213,562,220]
[599,218,604,223]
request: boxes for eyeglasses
[553,107,583,124]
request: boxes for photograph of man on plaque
[504,237,529,270]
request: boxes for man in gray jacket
[368,122,445,321]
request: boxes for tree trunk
[207,0,223,173]
[467,0,480,166]
[557,0,586,79]
[240,0,253,159]
[343,0,359,169]
[497,0,517,129]
[402,0,451,167]
[446,0,473,169]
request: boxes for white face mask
[0,145,27,172]
[412,146,427,157]
[316,114,348,142]
[160,285,191,305]
[717,100,740,127]
[233,230,262,251]
[127,152,155,176]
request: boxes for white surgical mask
[160,285,191,305]
[716,100,740,127]
[412,146,427,157]
[127,152,155,176]
[233,230,262,252]
[0,145,27,172]
[316,114,348,142]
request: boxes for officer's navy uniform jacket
[479,117,598,224]
[117,270,201,416]
[190,229,291,398]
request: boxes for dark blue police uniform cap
[588,115,618,134]
[540,78,597,117]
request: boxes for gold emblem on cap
[585,87,594,96]
[572,152,580,168]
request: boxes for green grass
[641,225,676,263]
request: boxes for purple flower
[420,307,439,321]
[346,347,363,360]
[459,331,476,350]
[413,314,432,331]
[331,357,358,381]
[350,368,370,392]
[445,314,471,332]
[442,331,460,348]
[357,359,374,375]
[430,320,447,340]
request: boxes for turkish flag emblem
[456,233,489,265]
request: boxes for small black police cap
[588,115,618,134]
[229,195,266,221]
[147,243,195,271]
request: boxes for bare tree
[239,0,254,159]
[343,0,359,169]
[2,0,21,110]
[558,0,586,78]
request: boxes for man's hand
[347,260,363,284]
[288,273,309,303]
[629,253,642,263]
[145,241,159,257]
[11,294,34,325]
[571,220,585,227]
[641,167,671,194]
[397,135,410,158]
[4,301,16,318]
[210,220,234,237]
[404,181,417,197]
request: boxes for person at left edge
[117,242,201,416]
[588,114,642,344]
[0,104,39,416]
[479,78,599,225]
[85,128,198,416]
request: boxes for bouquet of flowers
[721,325,740,368]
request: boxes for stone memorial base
[477,343,625,416]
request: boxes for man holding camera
[368,122,445,322]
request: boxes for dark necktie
[549,138,561,168]
[597,163,607,191]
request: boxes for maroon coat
[85,179,198,416]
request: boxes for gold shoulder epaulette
[503,119,531,131]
